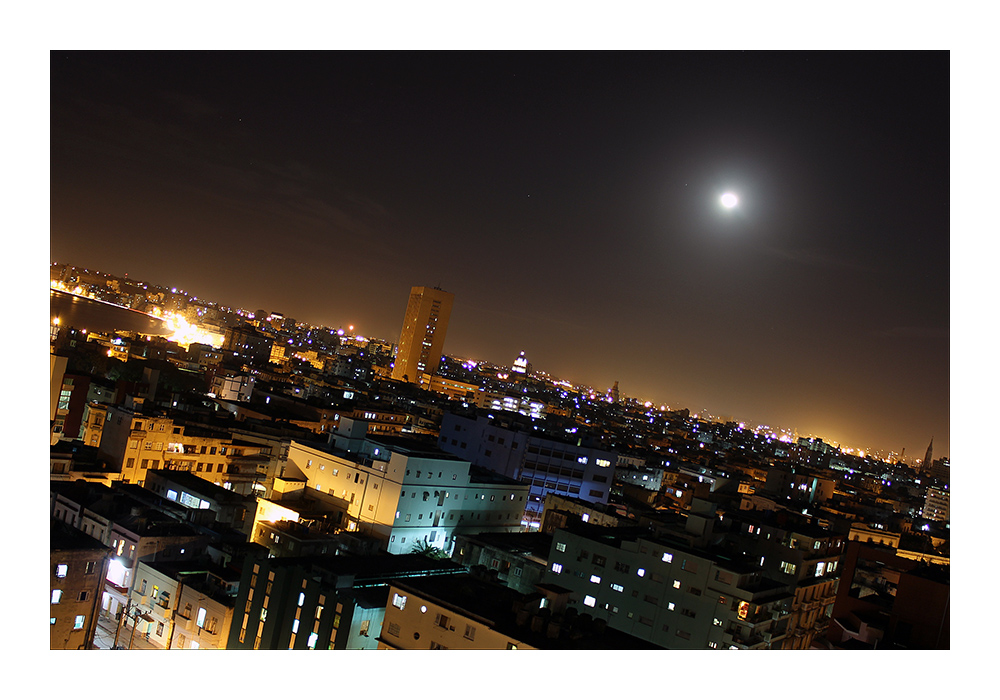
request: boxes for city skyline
[49,51,949,459]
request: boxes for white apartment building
[280,419,529,554]
[921,486,949,523]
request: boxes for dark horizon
[49,50,950,459]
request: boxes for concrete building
[50,518,112,649]
[921,486,949,523]
[226,554,465,650]
[724,512,844,649]
[99,406,281,494]
[438,410,618,527]
[209,369,255,402]
[450,531,553,594]
[614,463,665,492]
[391,286,454,384]
[128,559,240,649]
[143,469,257,536]
[378,574,659,649]
[281,422,530,554]
[827,539,949,649]
[222,323,274,365]
[541,524,793,649]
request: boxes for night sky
[49,50,950,459]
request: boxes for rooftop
[392,574,660,649]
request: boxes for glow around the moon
[721,192,738,208]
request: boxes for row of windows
[50,614,87,630]
[51,589,90,603]
[53,561,97,578]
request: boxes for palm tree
[410,540,448,560]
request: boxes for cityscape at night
[38,42,963,686]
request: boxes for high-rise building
[922,437,934,474]
[391,286,454,384]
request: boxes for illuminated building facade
[378,574,657,649]
[50,518,112,649]
[281,421,529,554]
[391,286,453,384]
[726,514,844,649]
[226,554,465,650]
[221,323,274,365]
[438,411,618,527]
[541,524,793,649]
[921,486,949,523]
[129,559,239,649]
[99,406,281,494]
[511,351,530,375]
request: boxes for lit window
[392,593,407,610]
[611,583,624,592]
[673,580,681,589]
[668,602,676,611]
[556,542,567,552]
[73,615,85,629]
[298,593,306,607]
[51,589,62,604]
[662,552,673,563]
[590,575,601,584]
[55,564,68,578]
[197,607,207,628]
[637,568,645,577]
[583,595,596,608]
[551,563,563,574]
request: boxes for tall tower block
[391,286,454,384]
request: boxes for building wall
[377,583,530,650]
[111,413,272,492]
[227,560,350,650]
[50,541,110,649]
[439,412,618,526]
[391,286,454,383]
[285,440,529,555]
[541,528,792,650]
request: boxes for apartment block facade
[541,524,793,649]
[282,429,529,555]
[391,285,454,384]
[438,410,618,526]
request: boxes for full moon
[721,192,738,208]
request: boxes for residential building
[450,531,553,594]
[99,406,278,493]
[222,323,274,365]
[128,559,240,649]
[280,420,530,554]
[541,523,793,649]
[438,410,618,527]
[51,518,111,649]
[143,469,257,536]
[378,573,660,649]
[391,285,454,384]
[226,553,465,650]
[921,486,949,523]
[827,539,949,649]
